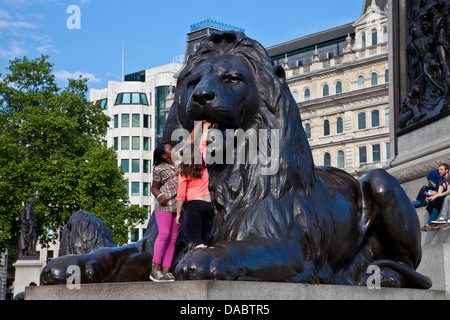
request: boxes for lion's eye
[187,77,200,88]
[224,74,242,85]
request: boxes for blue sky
[0,0,364,91]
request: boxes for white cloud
[0,40,27,60]
[54,70,102,83]
[0,19,36,29]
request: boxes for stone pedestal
[13,258,43,298]
[25,280,446,300]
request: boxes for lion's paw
[175,247,236,281]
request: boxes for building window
[115,93,149,105]
[121,114,130,127]
[132,159,140,173]
[143,137,149,151]
[121,159,129,173]
[292,91,299,103]
[323,120,330,136]
[337,117,343,134]
[323,84,329,97]
[373,144,381,163]
[324,153,331,166]
[383,26,388,42]
[143,115,149,128]
[337,150,345,169]
[131,182,140,196]
[385,107,390,126]
[372,110,380,127]
[96,98,108,110]
[124,182,129,195]
[336,81,342,94]
[358,76,365,89]
[131,228,139,242]
[114,115,119,128]
[132,136,140,150]
[371,73,378,86]
[143,159,149,173]
[386,142,391,160]
[304,88,310,101]
[362,33,366,48]
[372,29,378,46]
[132,114,140,127]
[359,146,367,165]
[305,123,311,139]
[385,70,389,83]
[327,51,335,59]
[358,113,366,130]
[121,136,130,150]
[297,60,304,66]
[114,137,118,150]
[143,182,149,196]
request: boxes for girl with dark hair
[150,143,181,282]
[176,121,213,250]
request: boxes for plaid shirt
[152,162,180,213]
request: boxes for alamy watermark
[171,122,280,176]
[67,265,81,290]
[366,265,382,290]
[66,5,81,30]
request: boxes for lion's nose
[192,88,215,105]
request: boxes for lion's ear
[273,65,286,83]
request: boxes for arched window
[335,81,342,94]
[304,88,311,101]
[358,112,366,130]
[337,117,343,134]
[323,120,330,136]
[358,76,365,89]
[323,84,329,97]
[305,123,311,139]
[292,91,299,103]
[324,153,331,166]
[371,110,380,127]
[372,28,378,46]
[337,150,345,169]
[371,73,378,86]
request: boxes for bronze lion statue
[41,31,431,289]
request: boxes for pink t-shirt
[177,141,210,201]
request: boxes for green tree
[0,55,147,252]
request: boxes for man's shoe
[432,217,450,225]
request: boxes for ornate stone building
[267,0,390,178]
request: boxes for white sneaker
[431,217,450,224]
[150,270,165,282]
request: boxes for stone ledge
[25,280,447,300]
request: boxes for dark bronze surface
[41,31,431,289]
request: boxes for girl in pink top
[176,121,213,249]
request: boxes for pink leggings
[153,211,181,268]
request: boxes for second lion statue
[41,31,431,289]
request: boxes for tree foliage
[0,55,147,252]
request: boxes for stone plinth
[13,258,43,298]
[25,280,446,300]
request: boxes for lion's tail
[370,259,432,289]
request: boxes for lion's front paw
[175,246,236,281]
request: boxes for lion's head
[164,31,333,249]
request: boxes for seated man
[423,163,450,230]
